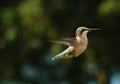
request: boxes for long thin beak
[89,28,101,31]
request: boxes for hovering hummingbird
[49,27,100,60]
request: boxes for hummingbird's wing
[48,37,75,46]
[47,40,70,46]
[51,47,74,60]
[61,37,75,42]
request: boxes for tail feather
[51,48,73,60]
[52,54,73,60]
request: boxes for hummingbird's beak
[88,28,101,31]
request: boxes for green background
[0,0,120,84]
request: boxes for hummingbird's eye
[81,29,85,32]
[80,29,86,35]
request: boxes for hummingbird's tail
[51,48,73,60]
[51,55,73,60]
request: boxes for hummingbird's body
[49,27,99,60]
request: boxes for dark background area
[0,0,120,84]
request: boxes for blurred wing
[61,37,75,42]
[47,37,75,46]
[47,40,70,46]
[61,37,75,46]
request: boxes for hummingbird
[49,27,99,60]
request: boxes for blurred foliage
[98,0,120,16]
[0,0,120,84]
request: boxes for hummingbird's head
[76,26,101,37]
[76,27,91,36]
